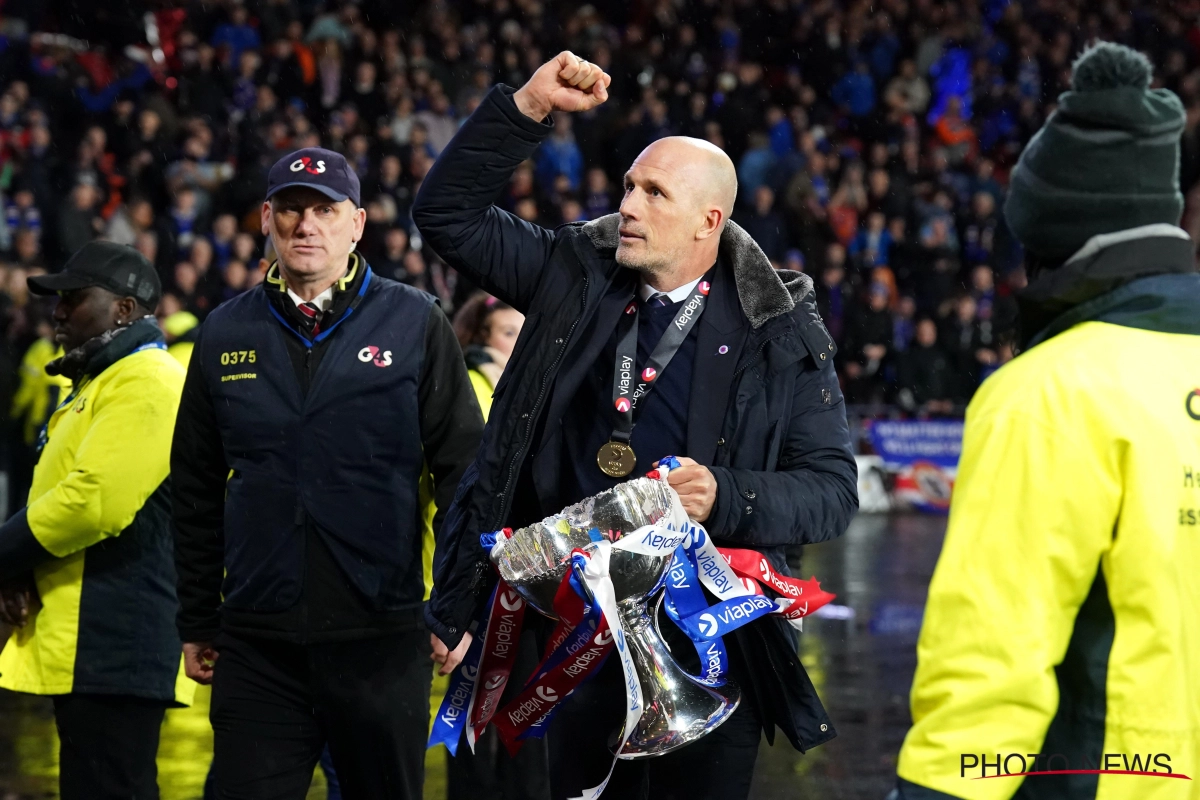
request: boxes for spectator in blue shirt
[849,210,894,268]
[211,6,262,69]
[832,61,877,118]
[534,113,584,192]
[868,17,901,83]
[737,131,776,206]
[767,106,794,157]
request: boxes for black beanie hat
[1004,42,1185,261]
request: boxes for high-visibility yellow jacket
[463,344,505,422]
[163,311,200,369]
[0,321,193,705]
[9,338,72,446]
[469,369,494,420]
[897,267,1200,799]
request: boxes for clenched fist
[513,51,611,121]
[182,641,219,685]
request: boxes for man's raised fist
[513,51,611,121]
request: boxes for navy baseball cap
[266,147,361,208]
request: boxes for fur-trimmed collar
[580,214,812,329]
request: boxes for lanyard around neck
[608,269,714,445]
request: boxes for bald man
[414,52,857,800]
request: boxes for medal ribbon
[661,543,731,685]
[607,270,715,448]
[515,603,606,744]
[719,548,837,622]
[568,541,645,800]
[492,552,614,753]
[467,582,527,748]
[509,557,601,747]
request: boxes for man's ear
[696,207,724,241]
[116,295,139,324]
[261,201,272,237]
[352,205,367,243]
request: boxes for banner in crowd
[865,419,964,513]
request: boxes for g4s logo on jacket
[290,157,326,174]
[358,346,393,367]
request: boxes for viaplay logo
[499,589,523,612]
[960,752,1190,783]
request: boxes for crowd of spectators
[2,0,1200,458]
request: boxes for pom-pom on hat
[1004,42,1185,261]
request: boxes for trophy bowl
[491,476,740,758]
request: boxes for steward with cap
[170,147,482,798]
[892,43,1200,800]
[0,241,192,800]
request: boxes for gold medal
[597,441,636,478]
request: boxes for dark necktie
[646,292,671,308]
[297,301,323,335]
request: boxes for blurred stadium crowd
[0,0,1199,505]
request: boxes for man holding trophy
[414,52,858,798]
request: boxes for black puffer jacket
[414,85,859,752]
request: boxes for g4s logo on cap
[358,346,393,367]
[290,157,327,175]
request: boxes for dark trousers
[209,629,433,800]
[53,693,168,800]
[547,658,762,800]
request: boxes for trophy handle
[611,593,740,759]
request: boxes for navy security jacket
[172,260,483,643]
[413,86,859,752]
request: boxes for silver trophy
[491,476,740,758]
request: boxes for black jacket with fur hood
[414,85,858,752]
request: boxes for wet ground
[0,513,946,800]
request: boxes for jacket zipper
[733,330,785,380]
[300,344,313,640]
[492,273,590,528]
